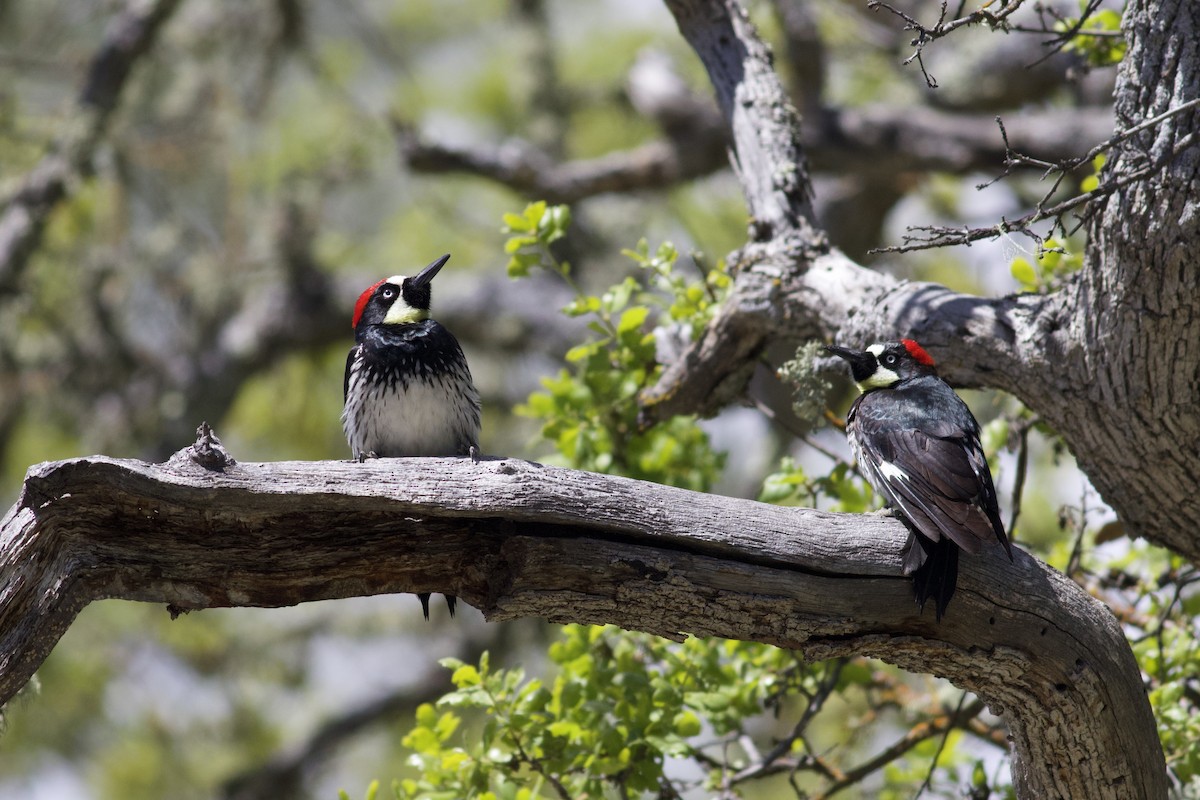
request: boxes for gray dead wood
[0,451,1165,799]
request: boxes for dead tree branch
[0,445,1167,798]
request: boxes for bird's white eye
[381,287,396,300]
[882,353,897,366]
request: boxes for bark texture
[1059,0,1200,562]
[0,453,1166,798]
[645,0,1200,565]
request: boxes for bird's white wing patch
[878,460,910,481]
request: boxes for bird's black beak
[411,253,451,288]
[825,344,876,383]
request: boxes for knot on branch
[173,422,235,472]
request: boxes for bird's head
[351,253,450,331]
[825,338,937,391]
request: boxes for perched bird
[342,253,481,619]
[825,339,1013,619]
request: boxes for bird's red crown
[352,279,386,329]
[901,338,936,366]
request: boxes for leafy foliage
[759,459,872,513]
[1058,2,1127,68]
[380,626,828,800]
[1110,549,1200,786]
[504,201,728,491]
[1009,237,1084,293]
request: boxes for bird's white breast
[342,358,479,457]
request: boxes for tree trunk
[0,449,1167,798]
[1060,0,1200,560]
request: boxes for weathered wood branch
[0,449,1166,798]
[396,105,1114,202]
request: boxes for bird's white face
[857,343,901,391]
[381,275,430,325]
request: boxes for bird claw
[469,445,480,464]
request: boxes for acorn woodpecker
[342,253,481,619]
[825,339,1013,620]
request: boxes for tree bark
[1061,0,1200,562]
[0,450,1167,798]
[646,0,1200,564]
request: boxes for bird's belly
[344,376,477,457]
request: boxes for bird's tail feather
[417,592,457,620]
[901,529,959,621]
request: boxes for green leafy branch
[503,201,728,491]
[1054,0,1126,68]
[370,626,840,800]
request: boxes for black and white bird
[342,253,481,619]
[825,339,1013,619]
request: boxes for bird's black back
[849,375,1010,558]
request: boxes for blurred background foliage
[2,0,1196,798]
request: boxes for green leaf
[548,720,584,740]
[565,342,602,363]
[1010,257,1037,290]
[685,690,732,712]
[673,710,701,737]
[415,702,438,726]
[524,200,547,227]
[451,664,481,687]
[504,234,537,254]
[435,711,461,740]
[506,251,541,278]
[617,306,649,334]
[501,212,532,233]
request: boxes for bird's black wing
[343,345,359,402]
[854,395,1009,557]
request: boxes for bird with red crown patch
[342,253,481,620]
[825,338,1013,619]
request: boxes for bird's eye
[381,287,396,300]
[883,354,897,366]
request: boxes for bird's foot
[469,445,480,464]
[870,506,898,517]
[354,450,380,463]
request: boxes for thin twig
[913,691,970,799]
[1065,485,1091,579]
[1007,416,1033,536]
[868,0,1029,85]
[871,113,1199,254]
[818,697,986,799]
